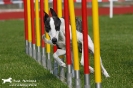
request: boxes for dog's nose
[52,38,57,44]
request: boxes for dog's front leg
[42,34,54,45]
[53,49,66,67]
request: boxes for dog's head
[43,8,61,44]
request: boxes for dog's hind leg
[100,58,110,77]
[80,56,94,73]
[80,41,94,73]
[88,35,110,77]
[53,49,66,67]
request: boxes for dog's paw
[60,62,66,67]
[105,74,110,78]
[90,69,94,73]
[89,66,94,73]
[55,59,66,67]
[42,34,48,42]
[80,60,84,66]
[103,71,110,78]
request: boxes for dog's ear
[50,8,57,17]
[44,12,49,23]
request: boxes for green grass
[0,14,133,88]
[87,14,133,88]
[0,20,68,88]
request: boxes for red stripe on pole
[23,0,28,40]
[40,0,45,47]
[53,0,57,52]
[30,0,36,44]
[82,0,90,74]
[3,0,12,4]
[64,0,72,65]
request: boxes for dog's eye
[45,27,51,32]
[45,28,50,32]
[45,25,51,32]
[46,29,50,32]
[45,25,50,29]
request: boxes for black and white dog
[42,8,110,77]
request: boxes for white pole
[110,0,113,18]
[19,3,22,9]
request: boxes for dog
[42,8,110,77]
[2,77,12,84]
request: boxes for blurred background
[0,0,133,20]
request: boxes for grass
[0,20,68,88]
[0,14,133,88]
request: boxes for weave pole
[68,0,81,88]
[30,0,36,59]
[23,0,28,54]
[52,0,59,77]
[44,0,52,73]
[27,0,32,57]
[92,0,102,88]
[64,0,72,87]
[82,0,90,88]
[40,0,46,68]
[35,0,41,64]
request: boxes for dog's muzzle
[52,37,57,44]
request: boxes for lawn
[0,14,133,88]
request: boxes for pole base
[28,42,32,57]
[53,60,58,77]
[42,47,46,69]
[25,40,28,55]
[32,44,36,60]
[67,65,72,88]
[75,70,81,88]
[95,83,101,88]
[84,74,90,88]
[37,46,41,64]
[47,53,52,73]
[60,66,65,82]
